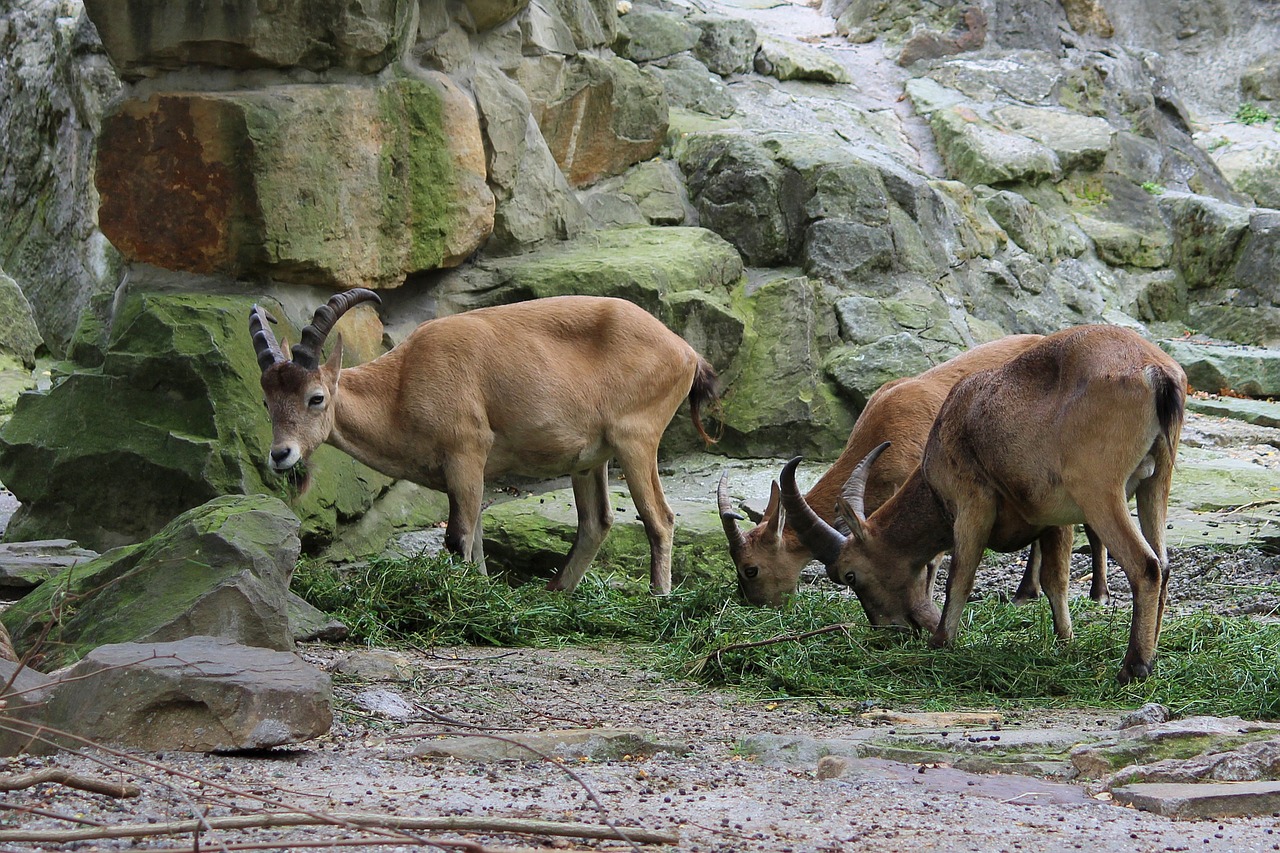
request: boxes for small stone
[815,755,849,780]
[1120,703,1171,729]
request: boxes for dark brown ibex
[250,289,719,594]
[780,325,1185,683]
[719,334,1111,608]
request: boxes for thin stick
[0,768,139,798]
[0,812,680,845]
[687,622,859,674]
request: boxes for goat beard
[276,462,313,498]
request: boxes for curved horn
[249,304,286,373]
[840,441,891,524]
[717,471,747,561]
[290,288,382,371]
[779,457,846,567]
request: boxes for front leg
[931,501,996,648]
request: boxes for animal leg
[617,446,675,595]
[547,464,613,593]
[1135,448,1174,641]
[1081,492,1162,684]
[444,458,487,574]
[931,500,996,647]
[1012,541,1043,605]
[1036,526,1074,641]
[1084,524,1110,605]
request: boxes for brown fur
[782,325,1186,684]
[724,334,1044,607]
[260,294,719,594]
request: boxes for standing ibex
[250,288,719,594]
[719,334,1111,608]
[780,325,1185,683]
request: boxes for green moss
[380,79,453,272]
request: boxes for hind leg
[1083,524,1110,605]
[547,463,613,592]
[1081,492,1163,684]
[1135,449,1175,640]
[616,445,675,595]
[1012,541,1043,604]
[1036,526,1073,641]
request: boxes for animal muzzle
[270,445,301,470]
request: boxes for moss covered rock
[95,78,492,288]
[0,292,391,552]
[1,495,300,672]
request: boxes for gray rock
[414,727,687,761]
[288,592,349,644]
[84,0,412,76]
[992,105,1114,172]
[930,106,1061,187]
[1184,395,1280,430]
[0,539,98,594]
[689,14,757,76]
[0,272,41,369]
[1112,781,1280,819]
[1,4,122,354]
[754,36,851,83]
[1159,339,1280,397]
[677,133,804,266]
[353,688,419,720]
[613,8,699,62]
[1,495,301,672]
[1107,738,1280,788]
[1119,703,1171,729]
[471,65,587,251]
[328,649,415,682]
[11,637,332,754]
[649,55,736,119]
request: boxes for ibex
[250,288,719,594]
[780,325,1185,683]
[719,334,1111,608]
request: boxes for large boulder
[1159,339,1280,398]
[4,637,332,754]
[83,0,413,77]
[95,78,493,288]
[0,3,122,353]
[0,271,42,425]
[472,65,588,251]
[1,495,300,672]
[0,292,393,551]
[519,54,668,187]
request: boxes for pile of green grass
[293,553,1280,720]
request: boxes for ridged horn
[778,457,846,567]
[840,441,891,526]
[290,288,382,371]
[249,305,286,373]
[717,471,747,562]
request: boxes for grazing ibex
[250,288,719,594]
[780,325,1185,683]
[720,334,1111,608]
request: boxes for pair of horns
[776,442,890,567]
[250,288,382,372]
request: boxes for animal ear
[762,481,785,544]
[324,333,344,376]
[835,495,868,542]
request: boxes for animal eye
[742,565,759,579]
[308,393,325,408]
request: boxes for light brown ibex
[780,325,1185,683]
[250,288,719,594]
[719,334,1111,608]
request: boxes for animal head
[777,451,940,632]
[250,288,381,476]
[718,473,813,607]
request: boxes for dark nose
[271,448,292,465]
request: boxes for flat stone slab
[0,539,98,592]
[413,727,688,762]
[1112,781,1280,819]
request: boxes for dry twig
[0,812,679,845]
[687,622,860,674]
[0,768,139,798]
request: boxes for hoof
[1090,593,1111,607]
[1010,591,1040,606]
[1117,658,1154,685]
